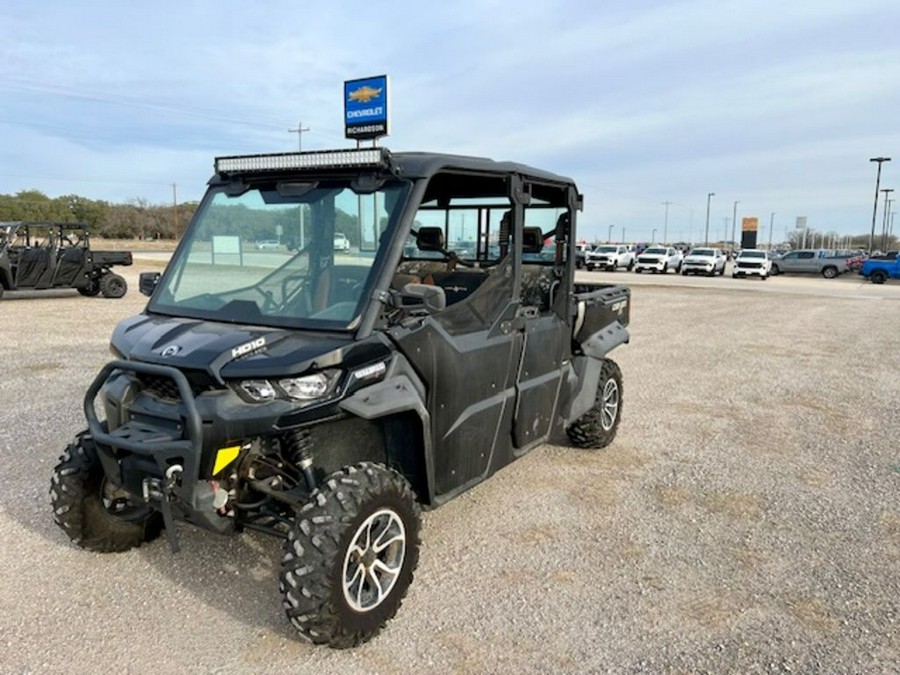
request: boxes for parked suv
[681,247,726,276]
[585,244,634,271]
[634,246,683,274]
[732,249,772,279]
[50,147,632,648]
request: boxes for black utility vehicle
[51,148,631,647]
[0,221,132,300]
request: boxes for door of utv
[393,255,524,501]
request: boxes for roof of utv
[212,148,576,188]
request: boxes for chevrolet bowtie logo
[348,85,382,103]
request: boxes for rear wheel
[771,264,780,275]
[281,463,421,648]
[50,439,162,552]
[100,273,127,298]
[566,359,623,449]
[871,270,887,284]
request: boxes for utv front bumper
[83,360,316,549]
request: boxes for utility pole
[768,212,774,249]
[731,200,739,249]
[662,201,672,244]
[704,192,715,246]
[289,121,311,151]
[869,157,891,252]
[608,224,614,243]
[621,226,626,244]
[882,192,894,250]
[172,183,179,240]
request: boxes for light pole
[731,200,739,249]
[768,212,774,249]
[608,224,614,243]
[869,157,891,252]
[882,191,894,249]
[704,192,715,246]
[662,201,672,244]
[651,228,657,243]
[621,226,626,244]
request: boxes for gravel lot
[1,265,898,674]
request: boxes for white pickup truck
[733,249,772,279]
[634,246,683,274]
[681,247,726,276]
[585,244,634,271]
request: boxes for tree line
[0,190,197,240]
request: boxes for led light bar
[215,148,390,174]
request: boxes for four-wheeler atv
[50,147,631,647]
[0,221,132,300]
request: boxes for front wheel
[50,439,162,552]
[770,264,780,275]
[280,463,421,648]
[100,273,128,298]
[871,270,887,284]
[77,279,101,297]
[566,359,623,449]
[821,266,838,279]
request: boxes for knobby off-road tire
[50,441,162,552]
[566,358,623,449]
[280,463,421,649]
[100,273,127,298]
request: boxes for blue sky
[1,0,898,242]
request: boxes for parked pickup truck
[634,246,683,274]
[0,221,132,300]
[585,244,634,271]
[769,249,848,278]
[859,257,900,284]
[681,247,726,276]
[733,249,772,279]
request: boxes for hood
[111,314,392,383]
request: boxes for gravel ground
[0,266,898,674]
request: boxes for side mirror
[139,272,161,297]
[397,283,446,314]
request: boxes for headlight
[279,371,340,401]
[239,380,277,402]
[234,369,340,404]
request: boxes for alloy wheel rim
[600,379,620,431]
[342,508,406,612]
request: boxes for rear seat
[394,261,489,306]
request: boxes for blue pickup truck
[859,255,900,284]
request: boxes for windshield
[596,245,618,253]
[645,247,667,254]
[739,251,766,259]
[689,248,714,257]
[150,179,410,329]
